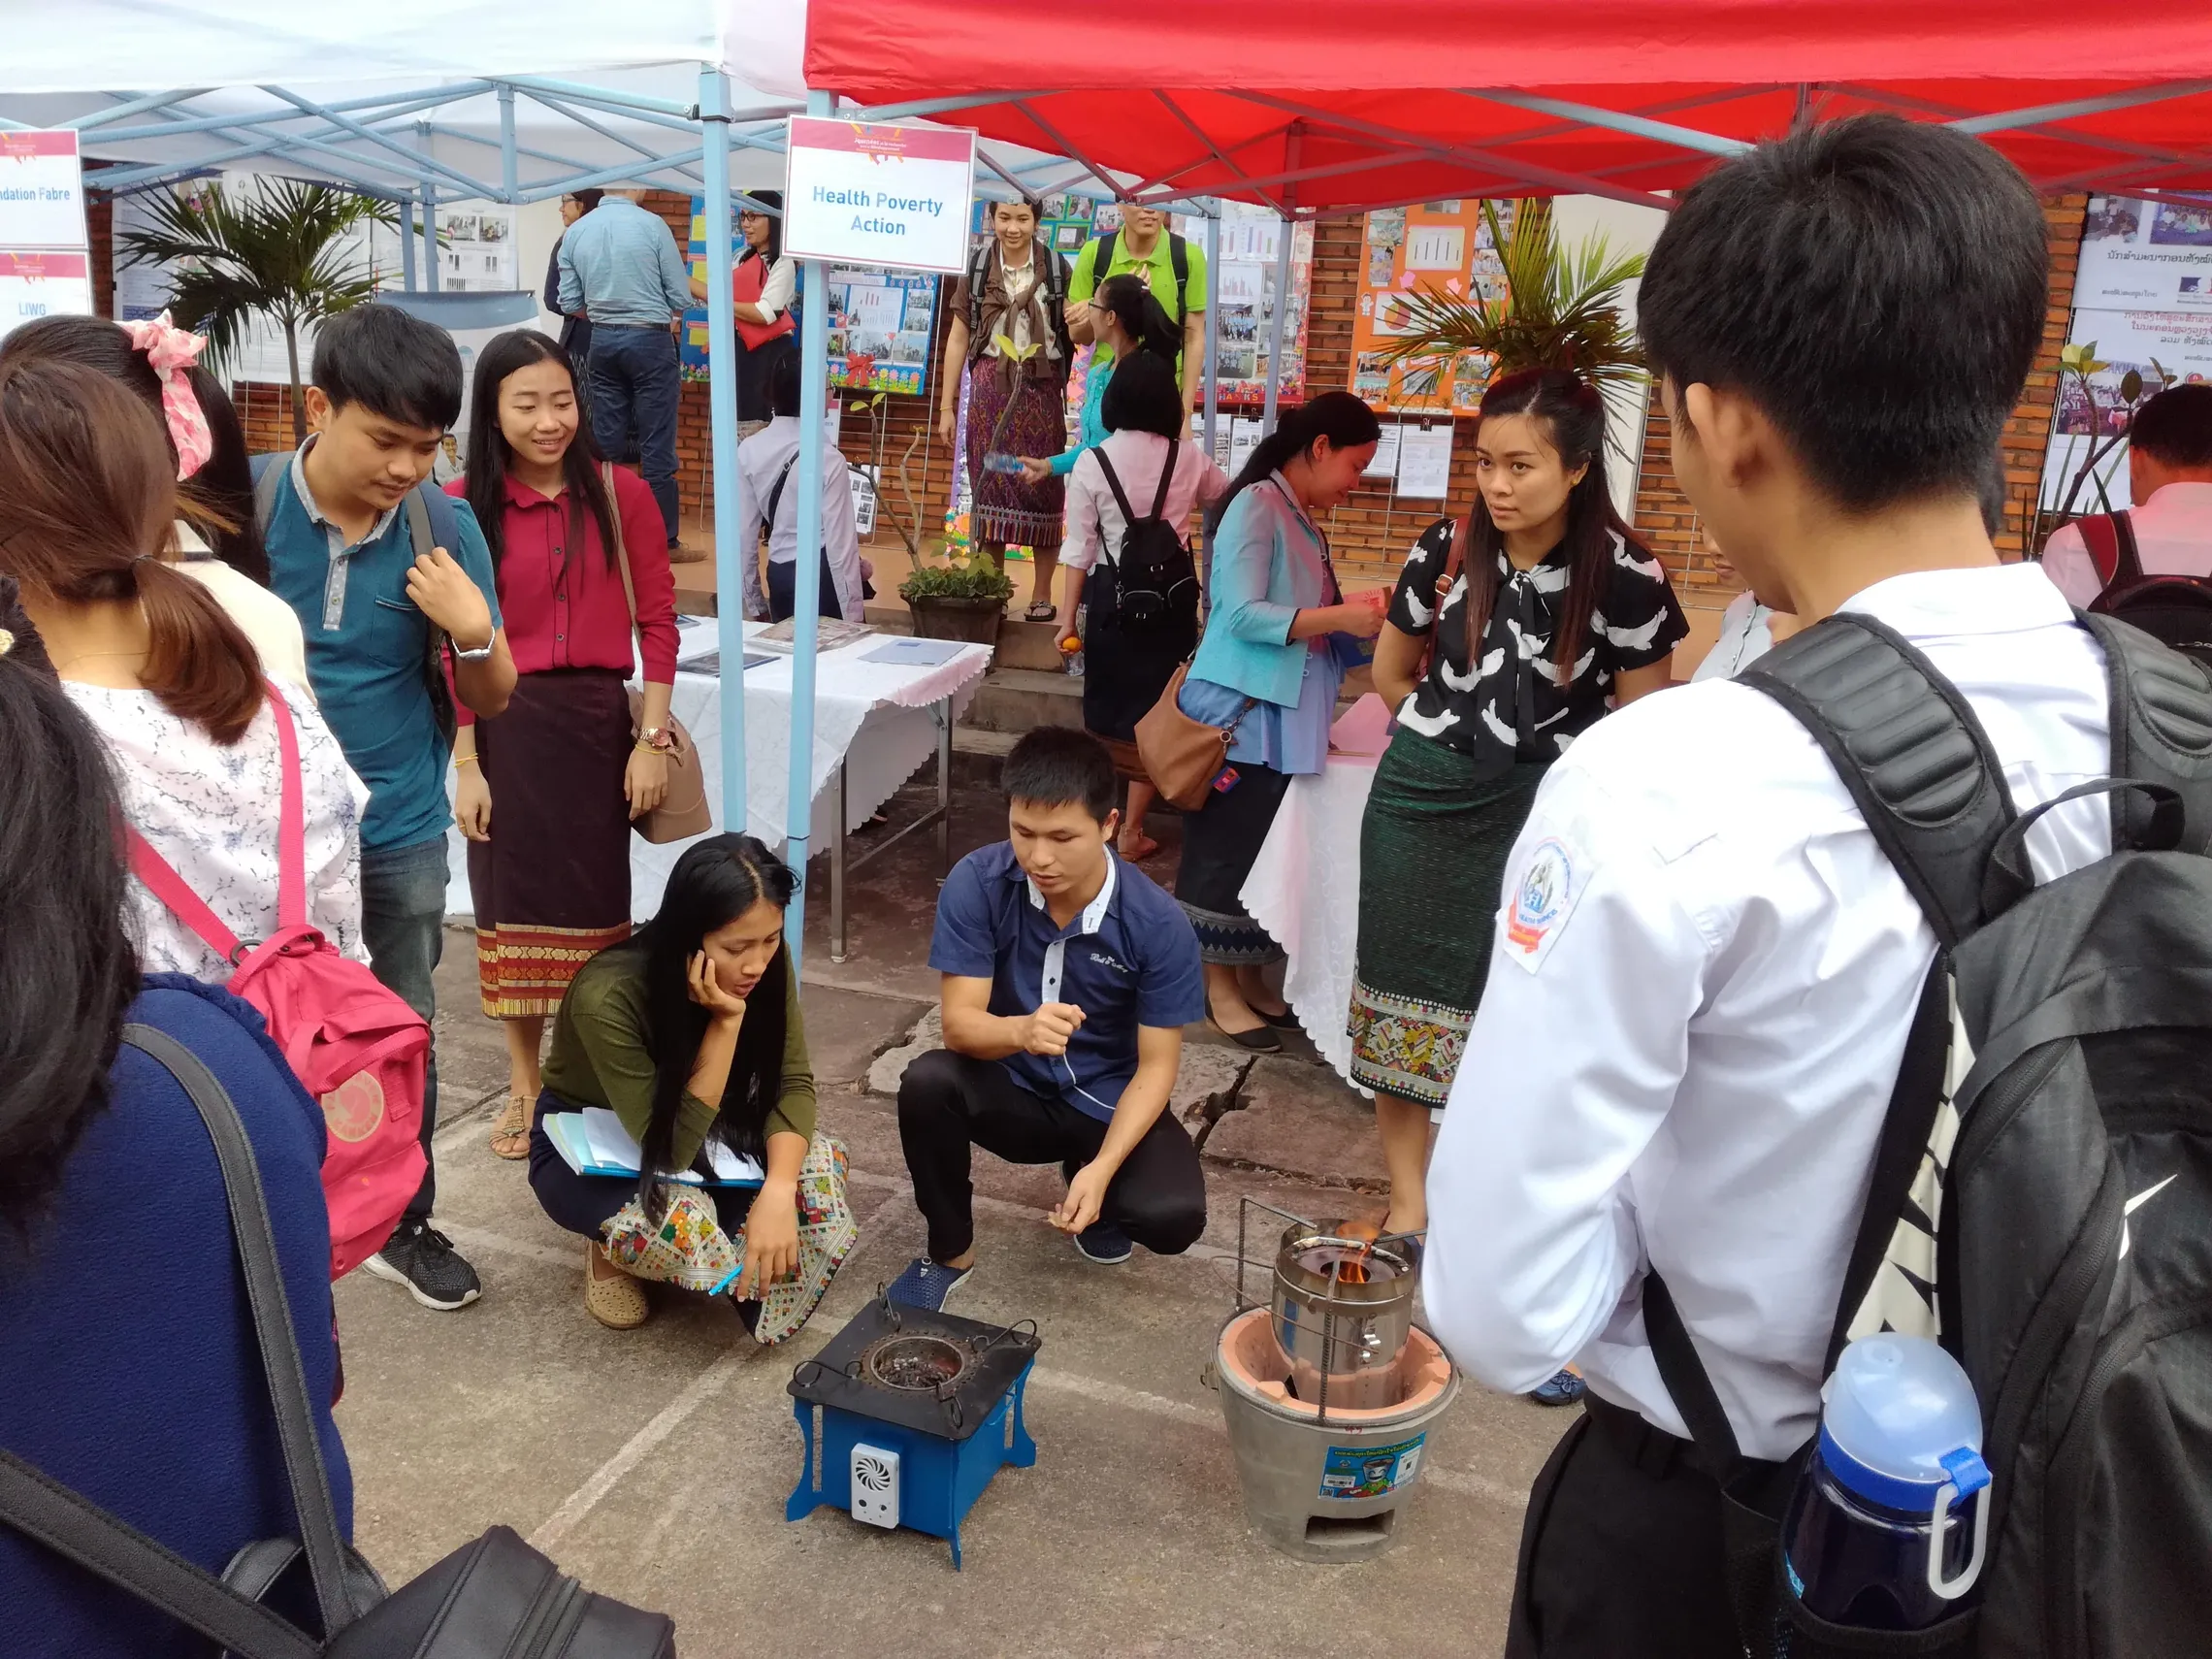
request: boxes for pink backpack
[126,682,429,1279]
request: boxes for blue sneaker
[887,1257,972,1313]
[1073,1220,1133,1265]
[1529,1368,1587,1408]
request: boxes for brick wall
[86,188,114,319]
[1634,193,2090,602]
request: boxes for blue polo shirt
[262,443,502,852]
[928,841,1205,1122]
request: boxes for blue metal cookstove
[785,1291,1040,1568]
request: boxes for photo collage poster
[434,204,516,293]
[1171,203,1314,405]
[2043,194,2212,510]
[1349,199,1518,414]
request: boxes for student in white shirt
[733,350,865,625]
[1421,116,2092,1653]
[2039,382,2212,606]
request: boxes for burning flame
[1336,1217,1382,1285]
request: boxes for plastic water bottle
[1782,1334,1992,1630]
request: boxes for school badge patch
[1504,836,1586,974]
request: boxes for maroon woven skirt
[964,366,1066,550]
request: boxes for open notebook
[540,1106,764,1187]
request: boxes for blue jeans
[360,834,450,1221]
[587,324,681,544]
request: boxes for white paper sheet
[1395,423,1454,498]
[579,1107,764,1184]
[1362,422,1402,478]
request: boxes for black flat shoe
[1208,1014,1283,1053]
[1256,1005,1301,1030]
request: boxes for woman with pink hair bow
[0,310,309,694]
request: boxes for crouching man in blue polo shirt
[890,728,1209,1311]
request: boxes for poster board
[0,131,93,342]
[434,204,517,293]
[1349,199,1517,414]
[822,266,935,395]
[2041,195,2212,511]
[1172,204,1312,405]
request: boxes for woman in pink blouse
[452,330,680,1158]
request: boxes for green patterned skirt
[1348,732,1550,1105]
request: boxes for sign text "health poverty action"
[810,186,947,237]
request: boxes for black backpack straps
[1149,438,1179,520]
[1169,232,1189,324]
[2111,508,2143,585]
[1642,1272,1744,1473]
[1740,613,2018,949]
[120,1024,357,1640]
[2078,609,2212,855]
[966,238,990,336]
[1092,229,1117,293]
[1093,447,1139,570]
[765,452,799,539]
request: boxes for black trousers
[1507,1395,1740,1658]
[526,1091,757,1240]
[895,1049,1207,1263]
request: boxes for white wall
[1549,194,1670,520]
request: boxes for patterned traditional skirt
[964,366,1066,551]
[1176,761,1292,964]
[1348,732,1551,1105]
[469,668,634,1019]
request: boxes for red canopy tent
[802,2,2212,211]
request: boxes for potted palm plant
[1376,200,1648,427]
[117,178,396,442]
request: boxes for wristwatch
[636,727,677,754]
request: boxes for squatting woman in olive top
[530,833,835,1334]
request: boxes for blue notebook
[541,1107,764,1187]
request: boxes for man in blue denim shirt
[262,305,514,1313]
[557,190,704,552]
[890,729,1208,1312]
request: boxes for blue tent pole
[420,181,439,291]
[699,67,747,833]
[1260,211,1292,437]
[783,87,835,960]
[1201,206,1220,456]
[400,198,417,290]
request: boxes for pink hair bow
[120,310,214,481]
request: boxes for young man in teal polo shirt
[1066,202,1210,416]
[262,304,516,1312]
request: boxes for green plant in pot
[901,553,1013,645]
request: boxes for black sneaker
[1073,1220,1133,1265]
[365,1220,482,1311]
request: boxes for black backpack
[1093,439,1199,635]
[1087,229,1191,329]
[2073,509,2212,671]
[1645,610,2212,1659]
[0,1025,677,1658]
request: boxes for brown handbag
[605,465,713,843]
[1134,660,1255,811]
[1415,512,1473,683]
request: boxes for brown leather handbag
[1134,661,1255,811]
[605,465,713,843]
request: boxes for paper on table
[1329,692,1395,757]
[1362,422,1402,479]
[579,1106,764,1185]
[1396,423,1454,498]
[862,637,966,667]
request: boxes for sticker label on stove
[1318,1434,1426,1500]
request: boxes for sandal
[1117,832,1161,862]
[584,1242,650,1330]
[1025,601,1057,624]
[488,1094,531,1161]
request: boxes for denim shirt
[1186,472,1342,709]
[556,198,695,327]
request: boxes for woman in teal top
[1173,393,1391,1049]
[1021,273,1182,514]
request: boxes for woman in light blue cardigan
[1174,392,1391,1049]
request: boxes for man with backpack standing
[1424,116,2212,1658]
[2040,382,2212,667]
[259,304,516,1313]
[1066,202,1209,418]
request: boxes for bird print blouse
[1385,515,1688,777]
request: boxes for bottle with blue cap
[1783,1333,1991,1630]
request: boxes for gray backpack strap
[249,452,287,537]
[2078,610,2212,855]
[1740,612,2017,949]
[399,487,459,750]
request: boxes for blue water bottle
[1782,1334,1992,1630]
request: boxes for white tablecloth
[447,619,991,923]
[1238,696,1392,1095]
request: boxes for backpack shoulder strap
[249,452,286,537]
[1149,438,1180,520]
[1740,613,2017,948]
[2079,609,2212,854]
[1092,229,1118,287]
[400,487,457,749]
[263,681,307,930]
[1169,232,1189,321]
[127,830,245,966]
[765,451,800,538]
[2110,508,2143,585]
[966,239,991,332]
[1093,445,1141,541]
[407,479,462,560]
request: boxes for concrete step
[950,726,1019,790]
[960,667,1084,734]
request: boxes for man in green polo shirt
[1066,202,1210,417]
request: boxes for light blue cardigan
[1187,472,1337,708]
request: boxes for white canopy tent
[0,0,1105,958]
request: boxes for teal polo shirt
[262,443,502,853]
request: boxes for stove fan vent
[850,1444,901,1529]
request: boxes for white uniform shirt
[2039,479,2212,607]
[1423,563,2112,1460]
[733,415,865,624]
[1689,589,1777,682]
[1063,431,1229,574]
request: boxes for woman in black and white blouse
[1350,372,1684,1390]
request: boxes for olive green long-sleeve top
[542,954,816,1171]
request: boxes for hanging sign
[783,117,976,275]
[0,250,93,339]
[0,131,93,342]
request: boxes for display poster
[1173,204,1313,405]
[0,131,93,342]
[1349,199,1518,414]
[784,117,976,276]
[435,204,517,293]
[1394,422,1455,498]
[822,266,935,395]
[2041,195,2212,510]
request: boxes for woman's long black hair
[1094,272,1180,364]
[0,313,269,586]
[739,189,783,266]
[1222,389,1382,511]
[1458,368,1640,685]
[602,834,800,1214]
[462,329,619,572]
[0,577,140,1233]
